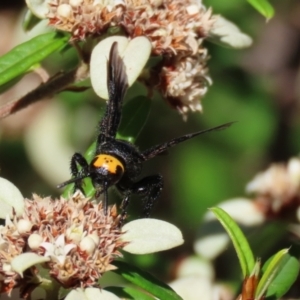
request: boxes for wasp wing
[98,42,129,143]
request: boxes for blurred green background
[1,0,300,291]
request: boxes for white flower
[169,276,213,300]
[175,256,214,280]
[90,36,152,100]
[40,234,76,265]
[0,177,24,218]
[194,231,229,260]
[205,198,265,226]
[208,16,253,49]
[25,0,50,18]
[121,218,184,254]
[246,157,300,213]
[65,288,121,300]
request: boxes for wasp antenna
[141,121,236,161]
[57,173,89,189]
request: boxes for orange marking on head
[93,154,124,174]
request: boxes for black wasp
[58,42,233,218]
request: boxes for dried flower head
[122,0,216,56]
[47,0,125,40]
[0,178,183,298]
[44,0,215,53]
[246,157,300,216]
[45,0,216,115]
[26,0,252,116]
[0,192,125,294]
[159,52,211,116]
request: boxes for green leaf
[255,249,288,299]
[258,251,299,299]
[117,96,151,143]
[113,261,183,300]
[0,32,69,91]
[106,286,154,300]
[247,0,275,19]
[210,207,255,277]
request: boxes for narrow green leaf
[0,32,68,90]
[106,286,154,300]
[259,252,299,299]
[210,207,255,277]
[113,261,183,300]
[255,249,289,299]
[117,96,151,143]
[247,0,275,19]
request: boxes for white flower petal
[11,253,50,276]
[176,256,214,280]
[90,36,152,100]
[122,219,184,254]
[213,283,235,300]
[24,102,75,187]
[122,36,152,87]
[169,276,213,300]
[0,177,24,218]
[64,243,77,255]
[88,232,100,245]
[65,289,87,300]
[208,16,252,49]
[288,157,300,186]
[205,198,265,226]
[25,0,50,19]
[65,288,120,300]
[40,241,54,254]
[90,36,129,100]
[194,232,229,260]
[56,234,66,247]
[41,234,76,265]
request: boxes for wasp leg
[70,153,89,194]
[131,175,164,217]
[119,192,131,226]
